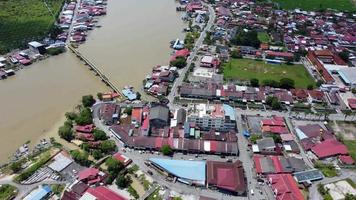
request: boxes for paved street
[167,3,216,107]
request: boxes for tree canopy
[116,175,131,189]
[161,144,173,156]
[70,150,90,166]
[75,108,93,125]
[58,124,74,142]
[93,129,107,140]
[100,140,116,153]
[170,56,187,68]
[231,29,261,48]
[82,95,96,107]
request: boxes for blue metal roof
[149,158,206,182]
[295,128,308,140]
[122,88,137,101]
[23,185,52,200]
[338,71,351,84]
[223,104,236,121]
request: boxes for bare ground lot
[330,121,356,140]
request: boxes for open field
[344,140,356,161]
[257,32,270,43]
[272,0,356,11]
[223,59,315,88]
[0,0,65,53]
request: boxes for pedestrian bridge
[67,45,122,96]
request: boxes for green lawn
[0,0,65,54]
[344,140,356,161]
[272,0,356,11]
[223,59,315,88]
[258,32,270,43]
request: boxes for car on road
[250,189,254,195]
[147,170,153,175]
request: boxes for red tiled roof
[207,160,246,193]
[311,139,348,159]
[86,186,127,200]
[266,51,294,58]
[348,98,356,109]
[339,155,354,165]
[113,153,132,166]
[78,168,99,181]
[267,174,304,200]
[131,107,143,124]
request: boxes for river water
[0,0,184,163]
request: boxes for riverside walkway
[67,45,122,96]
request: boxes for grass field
[272,0,356,11]
[0,0,65,54]
[223,59,315,88]
[344,140,356,161]
[258,32,270,43]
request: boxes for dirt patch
[330,121,356,140]
[129,175,145,197]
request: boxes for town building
[267,174,304,200]
[206,160,247,195]
[187,104,236,132]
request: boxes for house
[149,105,170,129]
[200,56,215,68]
[81,186,127,200]
[252,138,277,154]
[28,41,46,54]
[293,169,324,183]
[78,168,106,185]
[206,160,247,195]
[100,103,120,125]
[338,67,356,89]
[311,139,349,159]
[265,51,294,62]
[254,155,307,175]
[267,174,304,200]
[307,90,325,103]
[113,152,132,166]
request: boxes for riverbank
[0,0,185,164]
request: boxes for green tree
[231,50,242,59]
[307,84,314,90]
[92,150,103,160]
[231,29,261,48]
[250,134,262,144]
[106,157,124,173]
[170,56,187,68]
[93,129,107,140]
[10,161,22,173]
[65,112,78,121]
[345,193,356,200]
[161,144,173,156]
[100,140,116,154]
[352,88,356,94]
[262,79,279,87]
[58,125,74,142]
[82,95,96,107]
[81,143,90,152]
[124,107,133,115]
[70,150,90,166]
[250,78,259,87]
[116,175,131,188]
[316,80,323,87]
[271,98,282,110]
[97,92,103,101]
[279,78,295,89]
[64,120,73,128]
[75,108,93,125]
[338,51,350,63]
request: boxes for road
[167,3,216,108]
[235,113,274,200]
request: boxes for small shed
[28,41,46,54]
